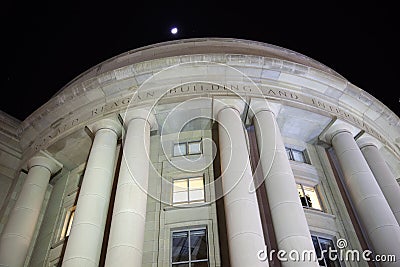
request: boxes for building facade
[0,38,399,267]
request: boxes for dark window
[312,235,340,267]
[172,228,208,266]
[285,147,308,163]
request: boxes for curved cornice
[15,38,399,161]
[52,37,345,96]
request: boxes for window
[173,177,205,205]
[172,228,208,266]
[312,235,340,267]
[60,205,76,240]
[173,140,202,156]
[297,184,322,210]
[285,147,308,163]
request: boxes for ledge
[290,161,320,185]
[304,207,336,220]
[163,202,211,211]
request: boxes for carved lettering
[211,84,220,90]
[33,83,387,151]
[230,84,239,91]
[311,98,326,109]
[278,90,287,97]
[193,84,204,91]
[290,93,299,100]
[121,98,130,105]
[34,117,81,151]
[180,86,190,92]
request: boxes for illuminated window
[173,140,202,156]
[60,206,76,240]
[172,228,208,266]
[173,177,205,205]
[285,147,308,163]
[311,235,340,266]
[297,184,322,210]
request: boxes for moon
[171,27,178,34]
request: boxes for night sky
[1,1,398,121]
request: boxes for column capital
[119,107,157,130]
[27,150,63,174]
[356,135,382,149]
[212,97,246,120]
[248,98,281,120]
[324,123,354,144]
[87,116,122,137]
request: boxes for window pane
[173,191,188,204]
[292,149,306,162]
[297,184,307,207]
[66,209,75,237]
[190,229,208,260]
[174,143,187,156]
[303,185,322,210]
[311,236,325,266]
[172,231,189,262]
[174,180,188,192]
[319,238,339,267]
[188,141,201,154]
[192,262,208,267]
[189,190,204,202]
[189,178,204,202]
[189,178,204,190]
[60,206,76,240]
[172,264,189,267]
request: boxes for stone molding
[86,116,122,138]
[7,39,397,161]
[323,123,354,144]
[119,108,157,130]
[27,150,63,174]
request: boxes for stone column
[0,152,62,267]
[62,118,121,267]
[105,109,155,267]
[326,124,400,265]
[215,100,268,267]
[357,136,400,225]
[251,102,318,266]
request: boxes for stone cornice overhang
[0,110,22,155]
[16,38,400,162]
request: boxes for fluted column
[357,136,400,225]
[62,118,121,267]
[105,109,155,267]
[215,100,267,267]
[251,101,318,267]
[0,152,62,267]
[326,124,400,266]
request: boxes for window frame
[297,183,323,211]
[171,226,209,266]
[59,205,76,240]
[285,146,309,164]
[173,139,203,157]
[311,234,341,267]
[187,140,203,155]
[172,175,206,206]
